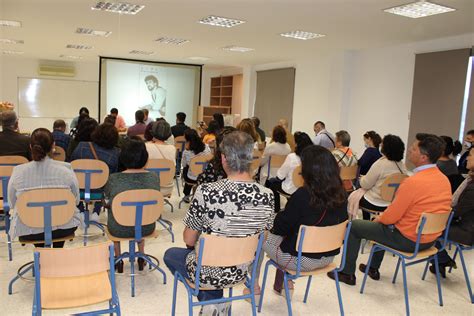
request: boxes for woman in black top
[358,131,382,176]
[251,145,348,296]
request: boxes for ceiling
[0,0,473,67]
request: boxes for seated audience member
[8,128,80,247]
[0,110,31,160]
[181,129,211,201]
[67,117,98,159]
[278,118,295,151]
[171,112,190,138]
[328,133,451,285]
[104,138,159,272]
[332,130,358,190]
[358,131,382,176]
[252,117,266,144]
[213,112,225,130]
[197,127,236,185]
[312,121,335,150]
[202,119,219,145]
[251,145,348,296]
[164,131,274,315]
[104,114,116,126]
[437,135,462,177]
[431,147,474,277]
[143,108,153,125]
[359,134,407,220]
[109,108,127,132]
[266,132,313,212]
[52,119,71,152]
[259,125,291,184]
[458,129,474,174]
[70,107,89,130]
[127,110,147,137]
[237,118,260,146]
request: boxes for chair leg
[7,233,12,261]
[433,255,444,306]
[171,274,178,316]
[457,246,474,303]
[334,270,345,316]
[164,199,174,213]
[258,261,271,312]
[421,260,430,281]
[229,287,233,316]
[401,260,410,316]
[449,247,459,274]
[157,219,175,243]
[392,257,402,284]
[175,178,181,197]
[9,263,33,294]
[83,209,89,246]
[360,247,376,294]
[187,293,193,316]
[249,287,257,316]
[303,276,312,303]
[129,241,136,297]
[283,273,293,316]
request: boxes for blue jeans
[164,247,223,301]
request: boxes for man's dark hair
[415,133,444,163]
[135,110,145,123]
[207,120,220,135]
[120,137,149,169]
[144,75,158,84]
[467,129,474,136]
[213,113,224,129]
[363,131,382,148]
[79,107,89,115]
[110,108,118,114]
[176,112,186,123]
[251,117,261,128]
[336,130,351,147]
[104,115,116,126]
[184,129,205,155]
[272,125,287,144]
[314,121,325,128]
[53,119,66,130]
[381,134,405,162]
[294,132,314,156]
[91,123,118,149]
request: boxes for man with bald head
[0,110,31,160]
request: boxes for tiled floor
[1,194,472,315]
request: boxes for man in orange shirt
[328,133,451,285]
[109,108,127,132]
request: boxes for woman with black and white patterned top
[164,131,274,316]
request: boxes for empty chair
[32,242,121,315]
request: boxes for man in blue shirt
[52,119,70,151]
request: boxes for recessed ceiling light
[76,27,112,37]
[129,50,154,55]
[199,15,245,28]
[2,50,24,55]
[188,56,210,61]
[155,37,190,45]
[222,45,254,52]
[280,31,325,40]
[60,54,83,60]
[0,20,21,27]
[91,1,145,15]
[384,1,456,18]
[66,44,93,50]
[0,38,24,44]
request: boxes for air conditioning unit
[38,64,76,77]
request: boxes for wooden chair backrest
[292,165,304,188]
[16,188,76,228]
[52,146,66,162]
[37,242,111,277]
[0,165,15,199]
[145,159,175,187]
[257,142,266,151]
[189,154,213,176]
[0,155,28,166]
[269,155,287,168]
[380,173,409,202]
[251,158,262,175]
[71,159,109,189]
[174,136,186,153]
[252,149,263,159]
[199,234,260,267]
[111,189,163,226]
[417,212,451,235]
[340,165,358,181]
[296,221,348,253]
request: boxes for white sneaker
[199,304,219,316]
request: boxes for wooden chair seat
[105,228,159,242]
[40,272,112,309]
[19,234,75,245]
[285,262,337,276]
[370,241,438,258]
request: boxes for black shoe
[115,260,123,273]
[429,264,447,278]
[327,271,356,286]
[359,264,380,280]
[138,258,146,271]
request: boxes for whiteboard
[17,77,98,132]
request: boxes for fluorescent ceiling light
[76,27,112,37]
[155,37,190,45]
[2,50,24,55]
[280,30,325,40]
[188,56,210,61]
[60,54,83,59]
[91,1,145,15]
[384,1,456,18]
[0,38,24,44]
[0,20,21,27]
[66,44,93,50]
[222,45,254,52]
[129,50,154,55]
[199,15,245,28]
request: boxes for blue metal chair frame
[32,244,121,315]
[171,233,265,316]
[175,140,186,196]
[8,199,71,294]
[74,168,105,246]
[178,160,209,209]
[360,212,454,316]
[445,241,473,303]
[114,199,167,297]
[258,222,352,316]
[0,174,13,261]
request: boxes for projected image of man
[141,75,167,117]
